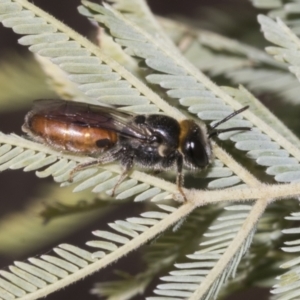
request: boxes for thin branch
[188,183,300,206]
[189,198,268,299]
[3,134,300,204]
[18,203,195,300]
[186,143,264,298]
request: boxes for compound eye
[187,140,207,167]
[183,128,209,169]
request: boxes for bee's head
[179,106,251,169]
[179,120,212,169]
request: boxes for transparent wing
[31,99,148,140]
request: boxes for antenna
[208,106,251,138]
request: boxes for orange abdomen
[23,114,118,154]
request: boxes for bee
[22,100,250,199]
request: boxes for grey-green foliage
[251,0,300,33]
[158,6,300,104]
[0,1,300,300]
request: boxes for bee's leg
[176,155,187,202]
[111,155,134,197]
[69,148,122,182]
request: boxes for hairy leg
[68,147,122,182]
[110,154,134,197]
[176,155,187,202]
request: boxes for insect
[22,100,250,200]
